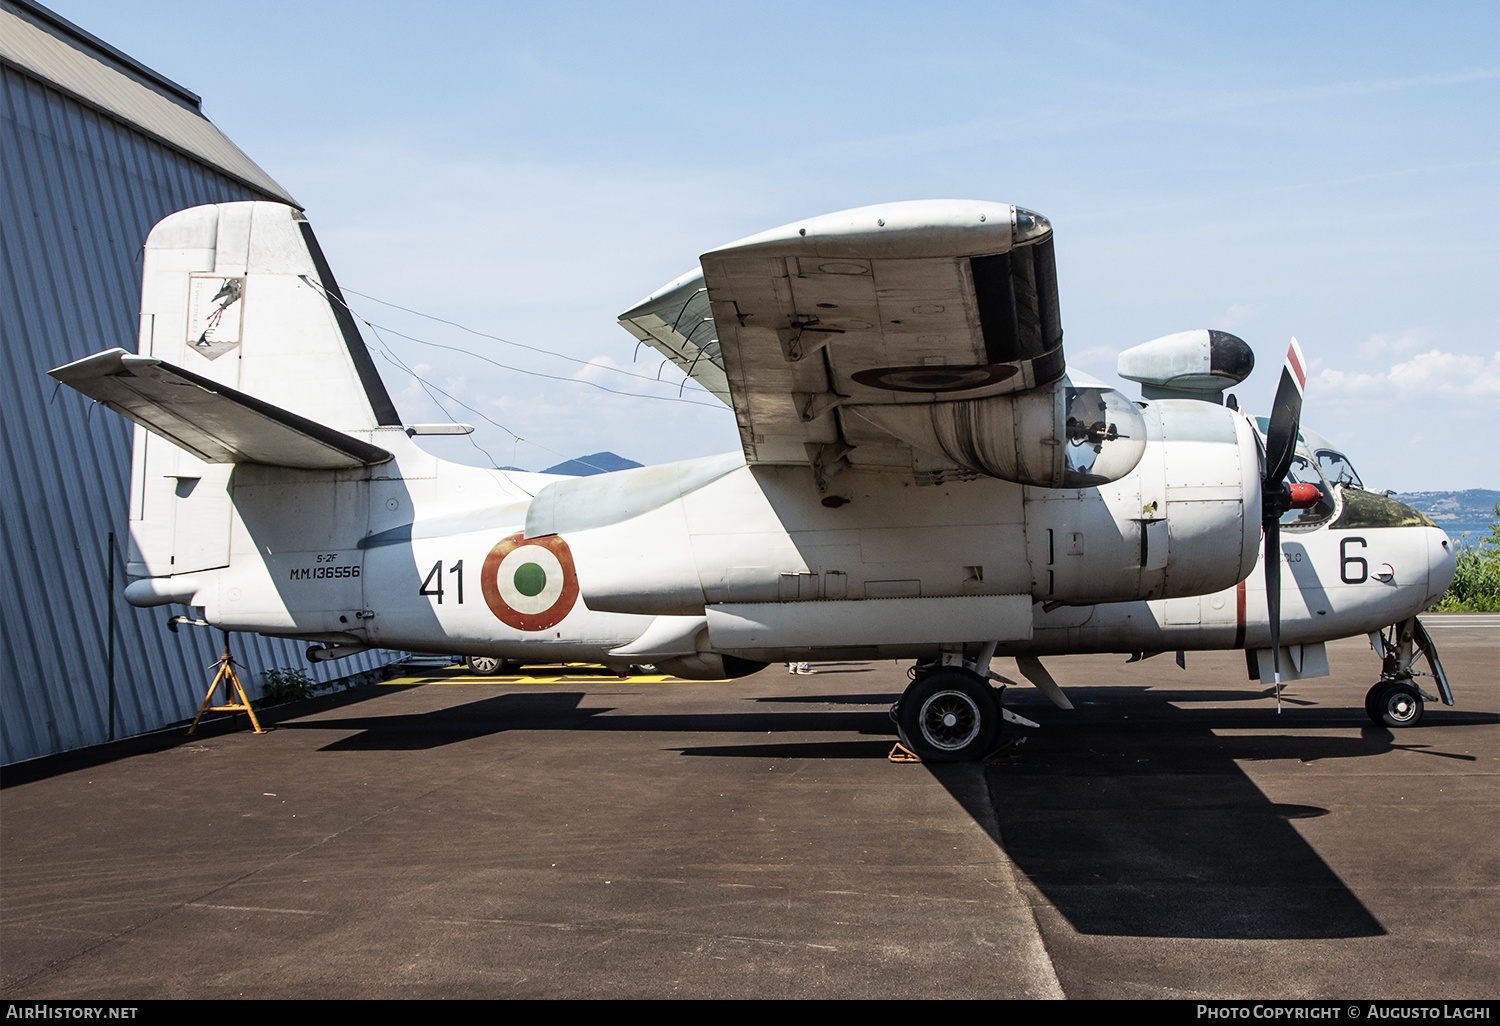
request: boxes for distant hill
[542,452,643,476]
[1390,489,1498,540]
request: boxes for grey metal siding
[1,2,297,205]
[2,63,390,766]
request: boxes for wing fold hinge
[777,318,844,363]
[805,441,854,491]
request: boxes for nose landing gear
[1364,617,1452,728]
[1365,679,1424,727]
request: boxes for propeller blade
[1259,338,1306,715]
[1264,515,1282,710]
[1263,338,1307,488]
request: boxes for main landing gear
[1363,617,1453,728]
[890,644,1043,762]
[893,667,1003,762]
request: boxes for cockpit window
[1282,454,1337,527]
[1251,417,1365,501]
[1314,448,1363,490]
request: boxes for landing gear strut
[1364,617,1453,728]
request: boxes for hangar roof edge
[0,0,299,208]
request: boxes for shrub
[261,666,320,705]
[1431,506,1500,612]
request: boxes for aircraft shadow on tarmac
[276,681,1488,942]
[276,690,902,753]
[283,691,609,750]
[930,684,1486,943]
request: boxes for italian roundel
[480,533,580,631]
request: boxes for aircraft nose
[1333,489,1455,605]
[1425,525,1458,606]
[1377,494,1456,605]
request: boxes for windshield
[1314,448,1363,490]
[1253,418,1365,494]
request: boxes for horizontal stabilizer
[49,349,392,469]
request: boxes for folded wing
[621,200,1086,489]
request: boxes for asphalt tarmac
[2,615,1495,1000]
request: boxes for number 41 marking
[419,559,464,604]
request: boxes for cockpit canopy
[1305,430,1365,493]
[1253,418,1353,526]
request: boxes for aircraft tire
[1368,681,1424,728]
[895,669,1002,762]
[468,655,502,675]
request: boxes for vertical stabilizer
[137,201,398,429]
[127,201,400,577]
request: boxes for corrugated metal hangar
[1,0,393,765]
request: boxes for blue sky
[50,1,1500,489]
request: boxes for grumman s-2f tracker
[51,200,1457,761]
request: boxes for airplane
[49,199,1457,762]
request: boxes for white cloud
[1315,349,1500,397]
[1210,304,1259,331]
[1302,348,1500,491]
[1355,329,1432,359]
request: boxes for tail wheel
[1367,681,1424,728]
[896,669,1002,762]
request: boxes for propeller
[1260,338,1316,709]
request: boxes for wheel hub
[919,690,981,750]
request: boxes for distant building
[1,0,391,765]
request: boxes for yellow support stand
[188,632,264,735]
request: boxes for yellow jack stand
[188,632,264,735]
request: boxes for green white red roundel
[480,533,580,631]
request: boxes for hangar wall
[0,0,395,765]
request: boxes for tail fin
[137,201,399,430]
[50,202,404,580]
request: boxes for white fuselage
[138,412,1453,674]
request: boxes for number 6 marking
[1341,536,1368,584]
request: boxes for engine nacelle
[1027,398,1261,605]
[847,373,1148,488]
